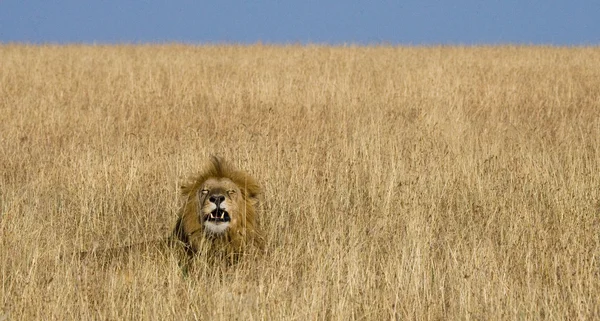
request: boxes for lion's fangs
[206,209,231,223]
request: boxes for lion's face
[174,157,262,259]
[197,177,243,236]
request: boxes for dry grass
[1,44,599,320]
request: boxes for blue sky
[1,1,598,45]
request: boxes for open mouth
[205,208,231,223]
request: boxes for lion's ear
[180,183,194,197]
[244,188,260,204]
[248,191,259,201]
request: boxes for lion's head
[172,157,262,260]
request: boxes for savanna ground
[1,45,599,320]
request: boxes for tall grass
[1,44,599,320]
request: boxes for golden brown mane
[171,156,263,265]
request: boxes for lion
[76,157,263,269]
[170,156,264,266]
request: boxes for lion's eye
[201,189,209,195]
[227,190,236,196]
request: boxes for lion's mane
[170,157,263,263]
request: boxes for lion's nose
[209,195,225,204]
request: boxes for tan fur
[170,156,263,265]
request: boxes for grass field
[1,44,599,320]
